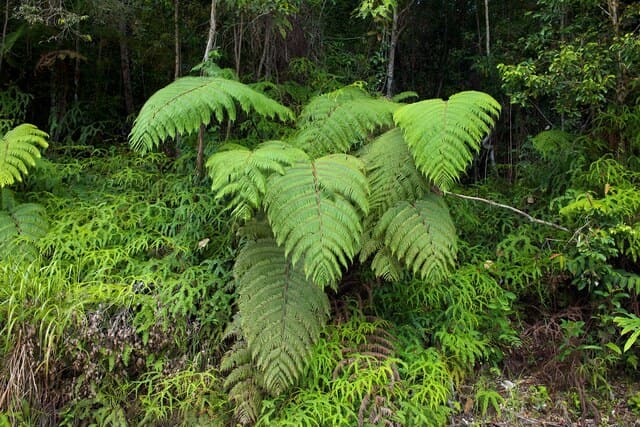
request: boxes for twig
[445,192,570,233]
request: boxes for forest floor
[452,375,640,426]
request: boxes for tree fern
[129,77,294,152]
[264,154,369,287]
[206,141,308,220]
[292,85,399,158]
[0,124,49,188]
[373,195,457,282]
[234,238,330,394]
[394,91,501,191]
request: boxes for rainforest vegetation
[1,0,640,425]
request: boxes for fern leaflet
[0,202,48,260]
[129,76,294,152]
[293,86,398,158]
[0,124,49,188]
[234,238,330,394]
[264,154,369,287]
[374,195,457,282]
[207,141,308,220]
[394,91,500,191]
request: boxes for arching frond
[360,128,430,219]
[129,76,294,152]
[0,124,48,188]
[234,238,330,394]
[394,91,501,191]
[264,154,369,287]
[374,195,457,282]
[292,86,399,158]
[207,141,308,220]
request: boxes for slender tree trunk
[119,20,135,116]
[385,7,399,98]
[257,16,272,79]
[174,0,180,79]
[0,0,10,74]
[196,0,217,177]
[484,0,490,57]
[234,17,244,77]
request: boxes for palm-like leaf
[207,141,308,220]
[234,238,330,394]
[394,91,501,191]
[264,154,369,287]
[0,124,48,188]
[374,195,457,282]
[293,86,399,158]
[129,76,294,152]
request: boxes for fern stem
[445,191,570,232]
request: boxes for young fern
[394,91,501,191]
[0,124,49,188]
[129,76,294,152]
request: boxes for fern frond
[264,154,369,287]
[207,141,308,220]
[292,86,399,158]
[221,338,264,425]
[129,76,294,152]
[360,128,429,218]
[394,91,500,191]
[234,238,330,394]
[0,202,48,260]
[0,124,49,188]
[531,129,574,160]
[374,195,457,282]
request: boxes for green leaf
[394,91,500,191]
[265,154,369,287]
[0,124,48,188]
[374,195,457,282]
[234,238,330,394]
[207,141,308,220]
[129,76,294,152]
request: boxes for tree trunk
[0,0,10,74]
[257,16,272,79]
[234,17,244,77]
[484,0,490,57]
[119,19,135,116]
[385,6,399,98]
[174,0,180,79]
[196,0,217,177]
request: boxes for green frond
[221,339,264,425]
[374,195,457,282]
[360,230,404,282]
[129,76,294,152]
[531,129,574,160]
[207,141,308,220]
[0,124,49,188]
[292,85,399,158]
[264,154,369,287]
[394,91,501,191]
[360,128,430,218]
[234,238,330,394]
[0,202,48,260]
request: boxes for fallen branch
[445,192,570,233]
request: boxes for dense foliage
[1,0,640,426]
